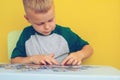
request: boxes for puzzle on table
[0,64,95,72]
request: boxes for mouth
[43,31,51,35]
[44,31,50,34]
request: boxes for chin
[42,32,51,36]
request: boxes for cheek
[51,22,55,27]
[32,25,43,32]
[51,23,56,30]
[51,20,56,28]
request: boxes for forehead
[27,6,55,23]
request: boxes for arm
[11,56,32,64]
[61,45,93,65]
[11,54,59,65]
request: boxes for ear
[24,15,30,23]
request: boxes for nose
[44,23,50,30]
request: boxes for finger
[77,61,82,65]
[72,60,78,65]
[65,58,74,65]
[47,54,58,65]
[50,58,59,65]
[44,58,53,65]
[40,60,46,65]
[61,56,72,65]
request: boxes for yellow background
[0,0,120,69]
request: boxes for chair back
[8,30,21,60]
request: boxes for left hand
[61,52,84,66]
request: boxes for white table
[0,64,120,80]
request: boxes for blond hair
[23,0,53,13]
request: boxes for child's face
[25,6,56,36]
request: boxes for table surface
[0,64,120,80]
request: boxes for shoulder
[56,24,70,30]
[18,25,36,41]
[54,24,72,34]
[23,25,35,33]
[21,25,36,36]
[54,24,79,42]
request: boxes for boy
[11,0,93,66]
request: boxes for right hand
[29,53,59,65]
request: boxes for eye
[48,18,53,22]
[36,22,44,26]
